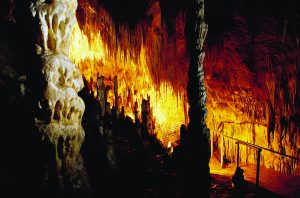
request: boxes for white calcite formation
[29,0,90,195]
[30,0,77,55]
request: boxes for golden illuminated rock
[204,6,300,175]
[70,1,187,146]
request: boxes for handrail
[213,130,300,161]
[211,129,299,190]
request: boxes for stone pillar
[187,0,208,122]
[29,0,91,196]
[141,98,150,139]
[113,75,119,115]
[183,0,210,196]
[104,85,110,113]
[97,75,105,117]
[134,100,139,123]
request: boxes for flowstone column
[29,0,91,196]
[183,0,211,196]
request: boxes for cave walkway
[82,115,289,197]
[210,155,300,197]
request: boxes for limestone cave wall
[205,0,300,174]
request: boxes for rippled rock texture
[29,0,91,196]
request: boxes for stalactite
[282,19,288,44]
[266,71,276,108]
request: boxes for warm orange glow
[206,107,268,163]
[69,2,299,175]
[69,3,188,147]
[167,141,172,148]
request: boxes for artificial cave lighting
[1,0,299,197]
[69,1,188,146]
[69,0,300,177]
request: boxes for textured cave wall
[204,0,300,174]
[1,3,299,193]
[0,0,42,196]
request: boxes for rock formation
[29,0,91,196]
[182,0,211,196]
[204,0,300,175]
[97,75,105,117]
[113,75,119,114]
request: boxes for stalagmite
[182,0,210,196]
[134,100,139,123]
[97,76,105,116]
[141,98,150,135]
[29,0,91,196]
[114,75,119,115]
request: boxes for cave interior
[0,0,299,197]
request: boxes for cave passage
[0,0,299,197]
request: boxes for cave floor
[82,118,294,197]
[210,156,300,197]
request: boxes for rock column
[97,75,105,117]
[113,75,119,115]
[29,0,90,196]
[184,0,211,196]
